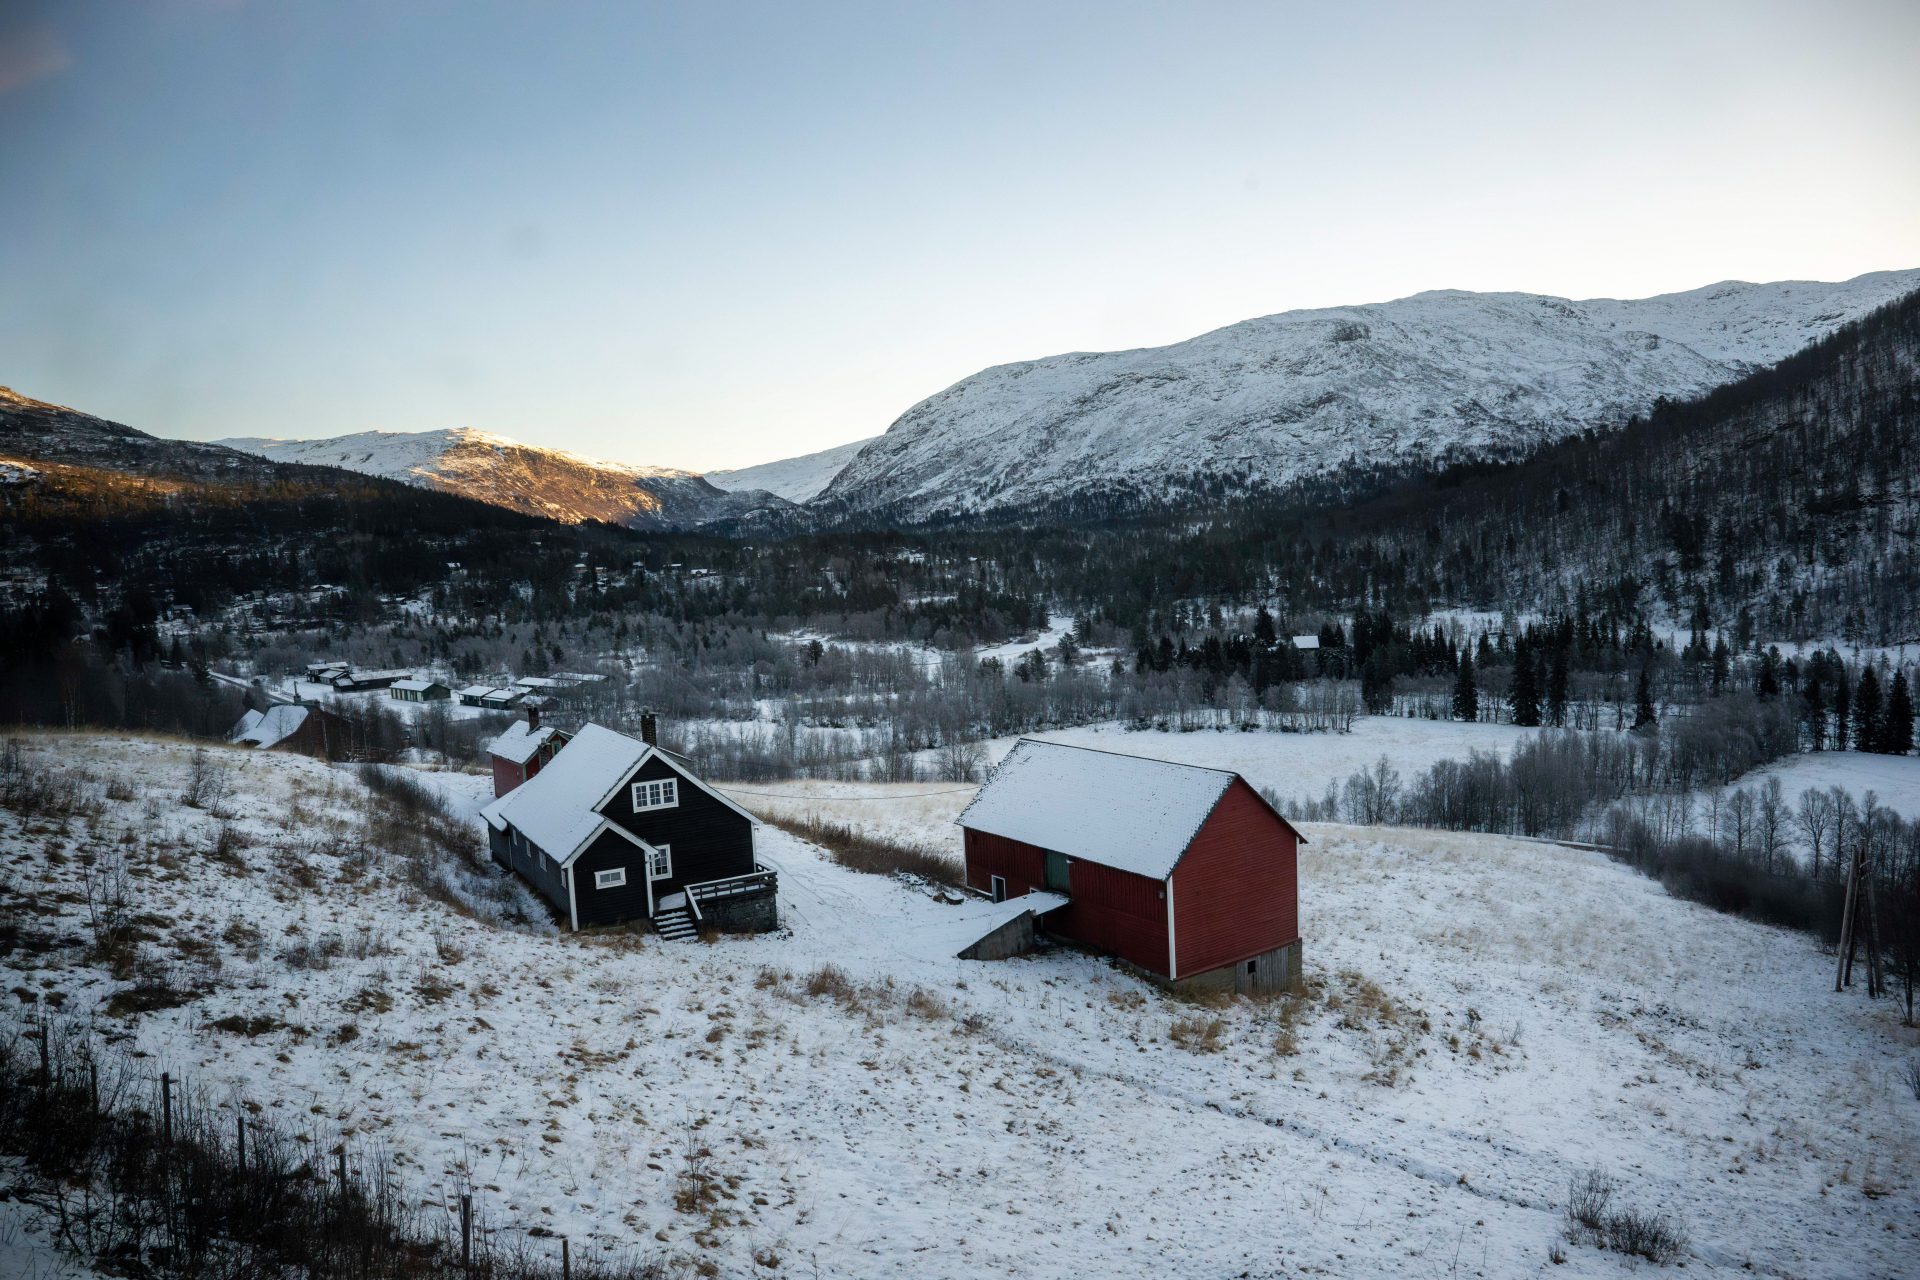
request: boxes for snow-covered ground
[1734,749,1920,824]
[5,731,1916,1278]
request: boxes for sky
[1,1,1917,472]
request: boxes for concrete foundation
[957,909,1040,961]
[1170,940,1304,998]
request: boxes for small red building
[956,739,1304,995]
[487,706,571,799]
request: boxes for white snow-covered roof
[1291,635,1321,650]
[456,684,493,699]
[480,723,648,862]
[391,678,442,692]
[955,739,1239,880]
[230,704,310,750]
[487,721,562,766]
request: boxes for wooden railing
[685,864,777,909]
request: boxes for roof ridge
[1010,735,1239,778]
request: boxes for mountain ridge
[818,269,1920,521]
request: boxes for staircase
[653,905,698,943]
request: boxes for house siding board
[1170,779,1299,978]
[496,824,570,920]
[490,756,525,798]
[963,830,1169,975]
[597,756,754,899]
[572,829,653,927]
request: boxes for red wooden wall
[1169,779,1298,978]
[964,829,1170,976]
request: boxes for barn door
[1044,851,1071,894]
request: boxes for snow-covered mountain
[820,269,1920,519]
[217,428,792,529]
[705,435,876,503]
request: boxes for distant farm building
[228,704,351,759]
[389,678,451,703]
[956,740,1303,995]
[1290,635,1321,651]
[480,718,774,937]
[328,668,411,692]
[457,685,526,711]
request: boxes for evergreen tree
[1756,646,1781,699]
[1711,636,1731,694]
[1834,668,1851,750]
[1361,651,1394,714]
[1882,670,1914,756]
[1547,645,1569,727]
[1633,668,1657,731]
[1452,653,1479,723]
[1510,639,1541,727]
[1855,666,1883,752]
[1802,674,1827,750]
[1253,605,1276,645]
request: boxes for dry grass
[763,814,962,888]
[1169,1014,1227,1053]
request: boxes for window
[631,778,679,811]
[647,843,672,880]
[595,867,627,890]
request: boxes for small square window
[631,778,679,811]
[595,867,627,890]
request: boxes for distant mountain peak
[217,428,788,530]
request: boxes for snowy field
[3,731,1916,1278]
[1735,749,1920,825]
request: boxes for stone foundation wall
[697,887,778,934]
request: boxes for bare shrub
[1169,1014,1226,1053]
[1564,1167,1687,1265]
[1901,1058,1920,1102]
[179,748,231,811]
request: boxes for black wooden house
[479,722,774,939]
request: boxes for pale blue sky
[2,1,1916,470]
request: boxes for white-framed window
[631,778,679,812]
[647,843,672,880]
[595,867,627,890]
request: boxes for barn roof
[955,739,1242,880]
[391,678,443,692]
[1291,635,1321,650]
[487,721,563,766]
[230,704,310,749]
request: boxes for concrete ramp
[895,891,1067,962]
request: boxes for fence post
[161,1072,173,1144]
[37,1018,50,1085]
[88,1059,99,1113]
[562,1236,570,1280]
[236,1114,246,1171]
[459,1193,472,1270]
[337,1150,349,1200]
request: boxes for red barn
[956,739,1303,995]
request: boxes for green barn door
[1044,851,1071,894]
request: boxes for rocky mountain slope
[819,269,1920,520]
[706,434,875,502]
[1,385,287,484]
[219,428,792,529]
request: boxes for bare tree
[1796,788,1835,879]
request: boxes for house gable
[595,754,755,894]
[1168,777,1299,978]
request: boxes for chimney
[640,709,658,747]
[523,702,540,732]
